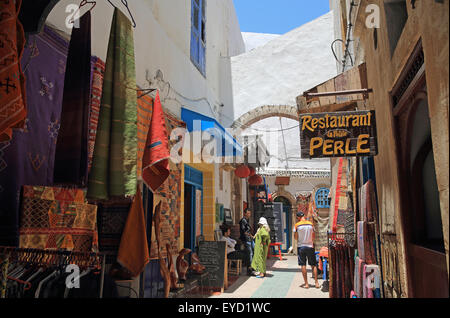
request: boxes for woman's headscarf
[258,217,270,232]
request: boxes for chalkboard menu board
[198,241,226,289]
[254,202,280,243]
[272,202,284,244]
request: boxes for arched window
[315,188,330,208]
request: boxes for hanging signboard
[299,110,378,158]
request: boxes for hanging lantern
[234,165,250,178]
[248,174,263,186]
[248,166,256,176]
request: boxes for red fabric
[142,91,170,192]
[0,0,26,142]
[332,158,344,233]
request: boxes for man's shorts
[298,246,317,266]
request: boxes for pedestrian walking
[251,217,271,278]
[239,208,255,275]
[294,212,320,289]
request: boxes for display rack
[0,246,106,298]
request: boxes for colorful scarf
[0,25,69,246]
[54,12,92,187]
[87,8,138,200]
[0,0,26,142]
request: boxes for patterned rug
[19,185,98,252]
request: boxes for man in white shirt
[293,212,319,289]
[220,224,244,261]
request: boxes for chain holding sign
[299,110,378,158]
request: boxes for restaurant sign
[299,110,378,158]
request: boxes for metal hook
[107,0,136,28]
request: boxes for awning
[181,108,243,158]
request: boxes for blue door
[282,205,291,253]
[184,165,203,254]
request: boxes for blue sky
[233,0,330,34]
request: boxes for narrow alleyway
[210,256,329,298]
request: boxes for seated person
[220,224,244,261]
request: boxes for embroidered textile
[87,8,138,200]
[0,0,26,142]
[19,185,98,252]
[54,12,92,187]
[0,25,69,246]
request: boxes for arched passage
[231,105,299,130]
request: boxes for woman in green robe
[251,217,271,278]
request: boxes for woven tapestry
[149,111,185,260]
[19,185,98,253]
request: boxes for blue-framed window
[191,0,206,75]
[315,187,331,208]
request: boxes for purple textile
[0,26,69,246]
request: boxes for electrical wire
[151,74,301,133]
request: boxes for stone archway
[231,105,299,130]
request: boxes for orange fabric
[117,188,150,277]
[142,91,170,192]
[319,246,328,258]
[0,0,27,141]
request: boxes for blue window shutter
[315,188,330,208]
[191,0,205,75]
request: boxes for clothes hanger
[69,0,97,25]
[107,0,137,28]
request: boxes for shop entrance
[393,48,448,297]
[184,165,203,254]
